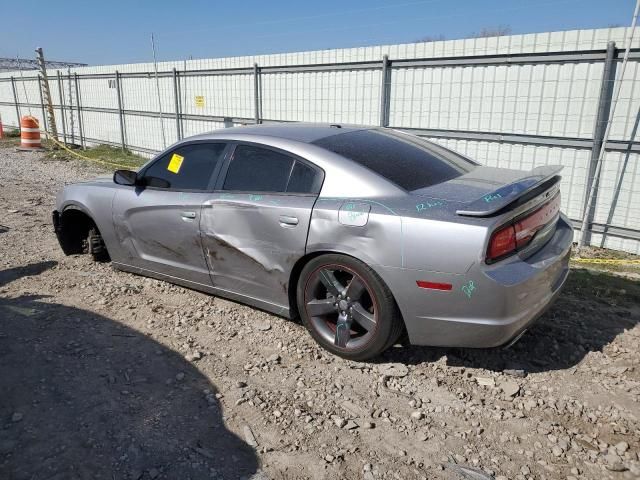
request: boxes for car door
[200,143,324,312]
[112,142,228,288]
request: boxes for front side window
[223,145,322,194]
[142,143,226,190]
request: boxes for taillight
[487,225,516,262]
[486,193,561,263]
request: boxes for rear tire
[297,254,403,361]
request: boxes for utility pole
[35,47,58,140]
[67,68,75,144]
[151,33,166,148]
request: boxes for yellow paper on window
[167,153,184,174]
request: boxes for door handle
[181,211,197,219]
[279,215,299,227]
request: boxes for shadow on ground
[380,268,640,374]
[0,262,259,480]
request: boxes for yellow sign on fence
[195,96,205,108]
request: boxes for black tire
[296,253,404,361]
[86,227,110,262]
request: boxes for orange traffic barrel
[19,116,42,150]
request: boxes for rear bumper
[378,214,573,348]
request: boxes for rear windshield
[312,129,477,191]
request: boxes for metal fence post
[56,71,68,145]
[115,70,126,151]
[37,75,48,133]
[254,63,261,124]
[67,72,75,145]
[74,73,85,149]
[580,41,617,247]
[172,68,182,141]
[379,55,391,127]
[10,77,20,127]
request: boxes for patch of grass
[46,144,147,170]
[0,128,21,147]
[4,128,21,138]
[574,245,637,261]
[0,136,20,147]
[565,267,640,307]
[570,246,640,276]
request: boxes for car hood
[73,175,113,187]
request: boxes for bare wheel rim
[304,263,378,350]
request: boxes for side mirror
[113,169,138,186]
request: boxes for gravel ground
[0,146,639,480]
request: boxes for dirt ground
[0,144,639,480]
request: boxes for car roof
[188,123,370,144]
[180,123,405,198]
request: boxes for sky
[0,0,636,66]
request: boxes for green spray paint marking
[218,193,236,200]
[315,197,403,266]
[342,202,368,221]
[316,197,398,216]
[416,200,445,212]
[344,202,364,220]
[249,194,264,202]
[483,193,502,203]
[462,280,476,299]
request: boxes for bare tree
[415,26,513,44]
[416,34,446,43]
[470,25,512,38]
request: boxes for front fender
[54,184,121,261]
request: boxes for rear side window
[287,161,320,193]
[142,143,226,190]
[312,129,476,191]
[223,145,321,194]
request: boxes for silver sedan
[53,124,572,360]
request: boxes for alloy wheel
[303,264,378,350]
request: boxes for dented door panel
[307,198,404,268]
[113,188,213,287]
[201,193,315,309]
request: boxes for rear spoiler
[456,165,563,217]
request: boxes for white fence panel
[0,27,638,254]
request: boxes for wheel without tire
[85,227,110,262]
[297,253,403,361]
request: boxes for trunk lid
[413,165,562,215]
[454,165,562,217]
[414,165,564,261]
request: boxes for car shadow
[0,262,259,480]
[379,268,640,374]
